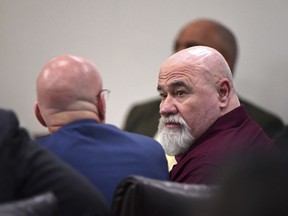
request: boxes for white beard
[158,114,195,156]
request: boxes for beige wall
[1,0,288,134]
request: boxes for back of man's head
[174,18,238,73]
[35,55,105,132]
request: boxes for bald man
[123,18,284,139]
[157,46,275,183]
[34,55,168,205]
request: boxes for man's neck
[47,111,101,133]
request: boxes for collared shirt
[170,105,275,184]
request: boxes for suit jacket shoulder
[240,97,284,138]
[123,98,161,137]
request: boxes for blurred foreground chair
[110,175,216,216]
[0,192,58,216]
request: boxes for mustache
[159,114,186,125]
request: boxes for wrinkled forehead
[158,58,207,88]
[160,46,219,79]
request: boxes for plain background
[1,0,287,135]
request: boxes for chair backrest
[0,192,59,216]
[110,175,216,216]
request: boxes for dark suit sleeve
[123,105,139,132]
[275,125,288,150]
[123,99,161,137]
[240,98,284,138]
[0,109,109,216]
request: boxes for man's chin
[161,127,182,134]
[165,147,188,156]
[166,152,180,157]
[161,140,189,156]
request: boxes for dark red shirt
[170,105,275,184]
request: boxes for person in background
[275,124,288,149]
[34,55,168,205]
[157,45,275,183]
[0,109,109,216]
[123,18,284,139]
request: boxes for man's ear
[34,102,47,127]
[97,95,106,123]
[218,78,231,107]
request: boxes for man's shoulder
[240,97,284,138]
[123,98,160,136]
[240,98,280,120]
[121,130,163,149]
[0,109,18,132]
[123,129,158,142]
[0,109,32,154]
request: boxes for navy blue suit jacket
[37,119,169,204]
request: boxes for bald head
[160,45,234,89]
[35,55,105,132]
[174,19,238,73]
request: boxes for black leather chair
[0,192,59,216]
[110,175,216,216]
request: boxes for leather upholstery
[110,175,216,216]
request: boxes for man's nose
[159,96,177,117]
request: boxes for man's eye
[159,93,167,99]
[176,91,185,96]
